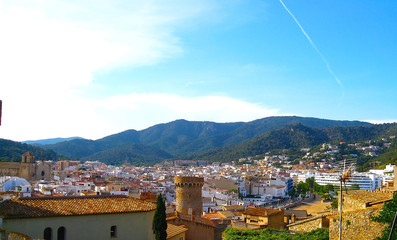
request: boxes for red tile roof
[167,224,187,239]
[243,207,282,217]
[0,195,156,219]
[176,213,217,228]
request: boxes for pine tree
[153,193,167,240]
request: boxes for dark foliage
[371,193,397,240]
[222,227,329,240]
[0,138,59,162]
[153,193,167,240]
[82,143,173,166]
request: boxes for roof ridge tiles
[19,195,128,201]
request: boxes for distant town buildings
[0,137,396,240]
[0,152,51,181]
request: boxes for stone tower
[20,152,37,180]
[21,151,35,163]
[175,176,204,217]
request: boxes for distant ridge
[23,137,85,145]
[37,116,372,164]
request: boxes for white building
[369,164,395,186]
[315,172,381,190]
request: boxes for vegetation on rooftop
[371,192,397,240]
[222,227,329,240]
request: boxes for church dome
[2,177,31,191]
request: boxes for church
[0,152,51,181]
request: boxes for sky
[0,0,396,142]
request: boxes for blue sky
[0,0,396,141]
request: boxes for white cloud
[0,1,280,142]
[0,0,213,140]
[365,120,397,124]
[0,92,279,141]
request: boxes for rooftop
[243,207,282,217]
[0,195,156,219]
[167,223,187,239]
[343,190,393,205]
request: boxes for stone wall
[339,190,393,212]
[288,216,329,232]
[329,205,387,240]
[168,217,215,240]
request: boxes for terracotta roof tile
[0,195,156,219]
[177,213,217,228]
[202,212,225,220]
[243,207,282,217]
[167,224,187,239]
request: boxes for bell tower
[21,151,35,163]
[20,152,37,180]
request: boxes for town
[0,135,396,239]
[1,0,396,239]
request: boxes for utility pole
[339,179,343,240]
[0,99,2,126]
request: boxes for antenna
[339,160,354,240]
[0,100,2,126]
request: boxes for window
[111,226,117,238]
[57,227,66,240]
[44,227,52,240]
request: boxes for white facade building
[315,172,381,190]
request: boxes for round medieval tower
[175,176,204,217]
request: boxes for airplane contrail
[279,0,343,88]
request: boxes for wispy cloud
[279,0,343,88]
[0,92,280,141]
[365,119,397,124]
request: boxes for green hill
[40,116,370,164]
[0,138,59,162]
[188,123,397,163]
[82,143,174,166]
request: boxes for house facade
[231,207,284,230]
[0,195,156,240]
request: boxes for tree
[371,193,397,240]
[306,177,315,191]
[153,193,167,240]
[331,198,338,210]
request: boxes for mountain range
[37,116,373,164]
[2,116,397,167]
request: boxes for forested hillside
[40,116,371,162]
[82,143,173,166]
[2,116,393,167]
[187,123,397,163]
[0,139,59,162]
